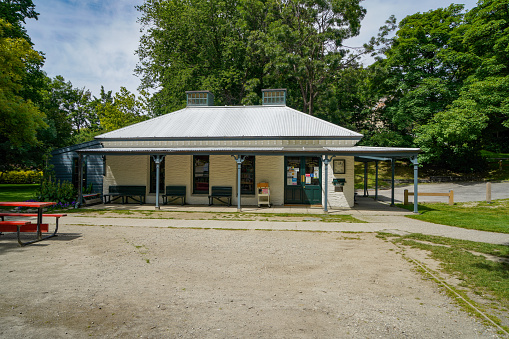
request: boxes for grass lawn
[378,232,509,331]
[399,199,509,233]
[0,184,38,202]
[354,160,415,189]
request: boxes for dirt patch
[0,225,499,338]
[68,210,363,223]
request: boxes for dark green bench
[208,186,232,206]
[162,185,186,205]
[103,185,146,205]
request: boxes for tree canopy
[136,0,378,116]
[0,19,45,148]
[97,87,150,132]
[363,0,509,171]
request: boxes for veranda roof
[77,146,420,159]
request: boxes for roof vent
[186,90,214,106]
[262,89,286,106]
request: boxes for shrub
[34,179,77,205]
[0,170,43,184]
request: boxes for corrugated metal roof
[326,146,420,153]
[95,106,363,140]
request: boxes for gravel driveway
[0,223,499,338]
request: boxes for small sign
[305,174,311,184]
[333,159,346,174]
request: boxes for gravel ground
[0,224,499,338]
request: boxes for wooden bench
[162,186,186,205]
[103,186,146,205]
[208,186,232,206]
[83,193,102,206]
[404,189,454,205]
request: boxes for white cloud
[26,0,143,97]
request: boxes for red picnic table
[0,202,65,246]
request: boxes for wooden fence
[404,189,454,205]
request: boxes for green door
[285,156,322,205]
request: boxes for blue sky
[25,0,479,98]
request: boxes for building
[49,140,104,193]
[76,89,420,212]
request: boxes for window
[262,89,286,105]
[150,157,165,193]
[240,156,255,195]
[193,155,209,194]
[188,92,208,105]
[186,91,214,106]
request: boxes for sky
[25,0,479,98]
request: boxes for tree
[0,19,45,148]
[414,0,509,170]
[37,76,75,148]
[136,0,385,116]
[45,76,99,133]
[97,87,149,132]
[136,0,247,114]
[0,0,38,41]
[259,0,368,115]
[365,0,509,171]
[449,0,509,151]
[371,4,467,147]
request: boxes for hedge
[0,170,43,184]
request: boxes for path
[63,197,509,245]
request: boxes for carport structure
[74,89,420,213]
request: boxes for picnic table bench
[103,185,146,205]
[0,210,65,246]
[162,186,186,205]
[0,221,40,246]
[208,186,232,206]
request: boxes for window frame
[72,157,87,190]
[193,155,210,194]
[240,156,255,195]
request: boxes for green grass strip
[393,233,509,307]
[399,199,509,233]
[381,232,509,334]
